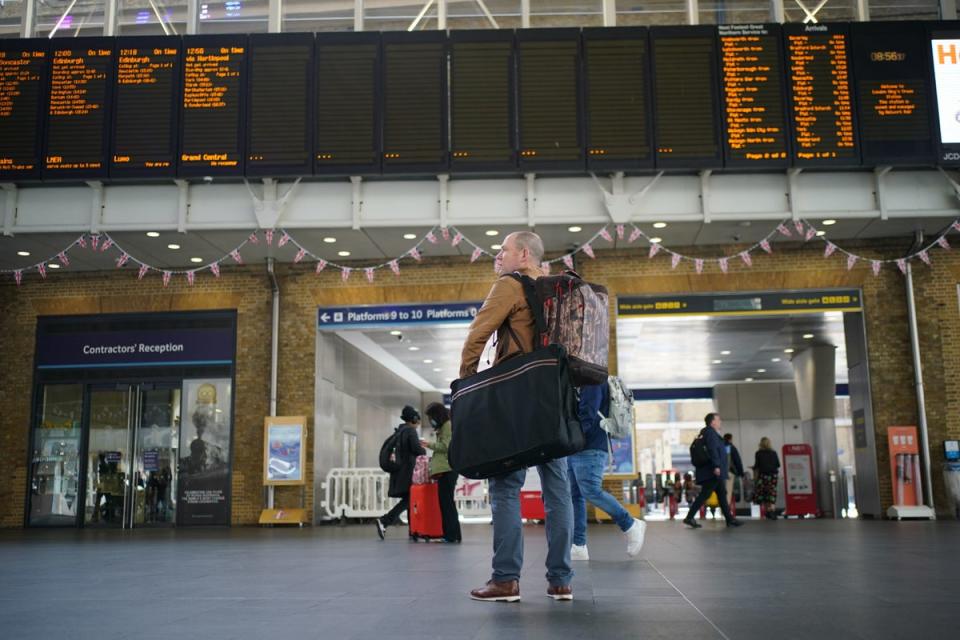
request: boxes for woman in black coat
[376,405,426,539]
[753,437,781,520]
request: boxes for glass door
[84,387,134,528]
[28,385,84,526]
[134,385,180,527]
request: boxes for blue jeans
[487,458,573,587]
[568,449,634,546]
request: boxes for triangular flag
[278,232,290,248]
[77,235,87,249]
[872,261,882,276]
[441,227,450,241]
[760,239,772,254]
[825,243,837,258]
[719,257,729,273]
[211,262,221,278]
[695,259,704,274]
[540,261,551,274]
[582,243,595,259]
[162,271,172,287]
[616,225,625,240]
[90,235,100,251]
[409,247,422,262]
[740,251,753,267]
[794,220,805,235]
[896,259,907,274]
[365,268,375,283]
[671,253,682,269]
[649,243,661,259]
[599,228,613,243]
[452,232,463,247]
[294,248,306,263]
[847,254,858,271]
[265,229,274,245]
[14,270,22,286]
[777,224,792,237]
[116,253,130,268]
[805,227,817,241]
[562,255,574,270]
[186,271,195,286]
[230,249,243,264]
[426,231,438,244]
[37,263,46,279]
[470,247,483,263]
[389,260,400,275]
[341,267,351,281]
[248,231,259,244]
[938,236,951,250]
[918,251,931,265]
[953,221,960,232]
[628,228,642,243]
[58,252,69,266]
[315,259,327,273]
[138,264,149,280]
[100,238,113,252]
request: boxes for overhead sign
[318,302,482,330]
[618,289,862,317]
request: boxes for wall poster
[264,417,307,486]
[178,379,233,525]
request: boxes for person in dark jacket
[376,405,426,539]
[723,433,745,513]
[683,413,742,529]
[753,437,781,520]
[424,402,461,543]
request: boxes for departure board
[382,32,447,173]
[0,39,47,180]
[44,38,114,178]
[247,33,313,177]
[517,29,583,171]
[178,35,246,176]
[718,24,789,168]
[852,22,934,165]
[929,23,960,167]
[111,37,180,178]
[650,27,722,168]
[784,23,858,167]
[583,27,653,171]
[449,30,516,172]
[315,33,380,175]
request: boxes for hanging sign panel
[0,39,48,181]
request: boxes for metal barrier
[455,477,491,518]
[321,468,398,521]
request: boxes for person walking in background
[424,402,461,543]
[753,437,781,520]
[683,473,698,507]
[683,413,742,529]
[723,433,745,514]
[375,405,426,539]
[568,382,646,561]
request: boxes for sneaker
[470,580,521,603]
[625,518,646,557]
[375,519,385,540]
[683,518,702,529]
[546,585,573,601]
[726,519,743,528]
[570,544,589,561]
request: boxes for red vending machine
[783,444,818,518]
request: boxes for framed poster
[264,417,307,486]
[178,378,233,525]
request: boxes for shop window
[29,384,84,526]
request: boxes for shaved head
[505,231,544,263]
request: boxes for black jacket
[753,448,780,476]
[726,443,745,478]
[695,427,726,484]
[388,424,426,498]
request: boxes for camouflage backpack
[508,271,609,386]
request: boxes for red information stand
[783,444,818,518]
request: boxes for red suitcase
[409,482,444,541]
[520,490,546,522]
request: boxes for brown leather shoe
[470,580,520,603]
[546,584,573,601]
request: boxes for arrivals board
[178,35,246,176]
[449,30,516,172]
[517,29,584,171]
[315,33,380,175]
[718,24,790,168]
[783,23,859,167]
[851,21,934,165]
[583,27,653,170]
[247,33,314,176]
[650,26,723,169]
[381,31,448,173]
[929,22,960,166]
[111,37,180,178]
[0,39,47,180]
[44,38,114,179]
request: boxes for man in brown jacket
[460,231,575,603]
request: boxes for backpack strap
[502,272,547,345]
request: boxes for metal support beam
[355,0,364,30]
[351,176,363,230]
[856,0,869,20]
[438,174,449,229]
[525,173,536,227]
[475,0,499,28]
[700,170,712,223]
[787,168,803,220]
[148,0,173,36]
[86,181,103,233]
[186,0,200,34]
[521,0,531,28]
[175,180,189,232]
[21,0,37,37]
[687,0,699,25]
[104,0,118,35]
[269,0,283,33]
[772,0,786,23]
[409,0,435,31]
[874,166,893,221]
[2,184,17,236]
[905,261,937,516]
[602,0,616,26]
[437,0,447,29]
[48,0,79,38]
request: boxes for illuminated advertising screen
[930,24,960,166]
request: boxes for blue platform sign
[318,302,482,330]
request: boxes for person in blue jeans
[567,382,646,561]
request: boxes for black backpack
[378,430,402,473]
[689,430,711,468]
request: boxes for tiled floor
[1,518,957,640]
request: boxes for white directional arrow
[320,313,331,323]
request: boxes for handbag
[448,344,584,479]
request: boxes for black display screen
[783,23,859,167]
[382,31,447,173]
[449,30,516,172]
[0,39,47,180]
[178,35,246,176]
[44,38,114,179]
[247,33,314,177]
[315,33,380,175]
[650,26,723,169]
[517,29,583,171]
[852,21,934,166]
[583,27,653,170]
[929,22,960,167]
[718,24,789,168]
[111,37,180,178]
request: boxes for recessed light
[568,226,582,233]
[167,243,180,250]
[485,230,499,237]
[323,237,337,244]
[389,330,402,336]
[649,237,662,244]
[423,359,433,364]
[816,231,826,237]
[338,250,351,257]
[190,257,203,263]
[784,348,795,354]
[757,368,767,373]
[721,350,731,355]
[16,251,30,257]
[653,222,668,229]
[712,360,723,364]
[408,346,419,351]
[146,231,160,238]
[745,377,754,382]
[491,244,502,251]
[803,333,814,339]
[48,263,60,269]
[403,233,417,240]
[823,219,837,226]
[771,358,781,363]
[433,367,442,372]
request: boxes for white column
[437,0,447,29]
[521,0,530,28]
[186,0,200,34]
[20,0,37,37]
[687,0,699,25]
[942,0,958,19]
[856,0,870,20]
[355,0,364,30]
[771,0,785,23]
[104,0,118,35]
[602,0,616,26]
[268,0,282,32]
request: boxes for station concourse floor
[0,518,956,640]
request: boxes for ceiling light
[423,359,433,364]
[784,348,795,354]
[653,222,668,229]
[757,368,767,373]
[816,231,826,237]
[433,368,442,372]
[485,230,499,237]
[48,263,60,269]
[721,350,731,355]
[803,333,814,339]
[403,233,417,240]
[408,346,419,351]
[389,330,402,336]
[491,244,502,251]
[167,243,180,250]
[16,251,30,257]
[712,360,723,364]
[771,358,781,363]
[146,231,160,238]
[745,377,754,382]
[190,257,203,263]
[338,250,351,257]
[323,237,337,244]
[568,226,582,233]
[823,219,837,226]
[649,237,662,244]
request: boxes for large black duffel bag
[448,344,584,479]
